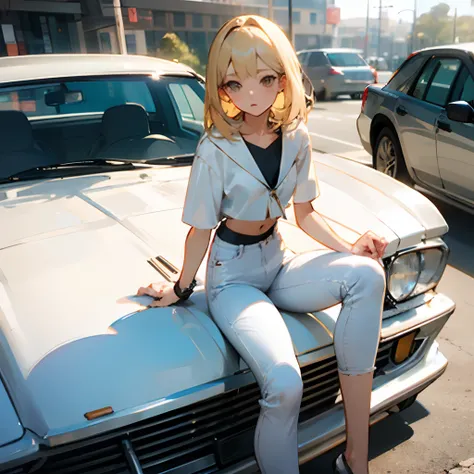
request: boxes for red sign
[128,8,138,23]
[326,7,341,25]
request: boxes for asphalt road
[308,98,372,166]
[302,100,474,474]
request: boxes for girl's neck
[241,110,272,136]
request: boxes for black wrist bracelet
[173,279,197,301]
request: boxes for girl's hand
[351,231,388,260]
[136,282,180,308]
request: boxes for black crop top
[243,133,283,190]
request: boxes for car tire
[351,93,362,100]
[315,89,327,102]
[374,127,412,184]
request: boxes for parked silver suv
[297,48,377,101]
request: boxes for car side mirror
[446,101,474,123]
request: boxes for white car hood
[0,155,447,440]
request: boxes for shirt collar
[206,125,300,190]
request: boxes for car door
[305,51,329,95]
[436,66,474,202]
[396,56,462,188]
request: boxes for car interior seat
[91,103,183,161]
[0,111,54,178]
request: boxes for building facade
[0,0,85,57]
[336,15,412,62]
[1,0,338,60]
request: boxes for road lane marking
[327,117,342,122]
[309,132,364,149]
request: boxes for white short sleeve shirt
[182,120,319,229]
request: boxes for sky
[336,0,474,20]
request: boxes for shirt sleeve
[293,131,320,204]
[182,147,224,229]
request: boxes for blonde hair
[204,15,313,140]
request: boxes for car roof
[418,42,474,54]
[0,54,197,85]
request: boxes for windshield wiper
[0,154,196,185]
[0,159,136,184]
[144,153,195,165]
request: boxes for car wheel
[315,89,327,102]
[374,127,411,184]
[351,93,362,100]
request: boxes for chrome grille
[6,342,393,474]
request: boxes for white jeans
[205,228,386,474]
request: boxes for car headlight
[387,244,449,303]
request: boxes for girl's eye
[261,75,277,87]
[224,81,241,92]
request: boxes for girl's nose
[249,90,254,96]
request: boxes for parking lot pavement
[308,98,372,166]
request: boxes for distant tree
[414,2,451,46]
[452,15,474,42]
[157,33,204,75]
[414,2,474,46]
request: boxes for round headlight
[388,252,421,301]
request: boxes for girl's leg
[267,250,386,474]
[208,284,303,474]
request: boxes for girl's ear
[279,74,287,92]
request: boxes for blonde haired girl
[139,14,388,474]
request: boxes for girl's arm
[179,227,213,288]
[294,201,352,253]
[294,201,388,259]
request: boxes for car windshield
[327,53,367,67]
[0,74,205,181]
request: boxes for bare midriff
[225,217,279,236]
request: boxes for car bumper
[356,112,372,155]
[326,77,375,96]
[219,292,454,473]
[0,292,455,473]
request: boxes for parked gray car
[357,43,474,212]
[0,54,455,474]
[297,48,377,101]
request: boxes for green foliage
[414,2,474,46]
[156,33,205,75]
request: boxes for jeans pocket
[212,243,243,266]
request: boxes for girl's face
[221,57,285,118]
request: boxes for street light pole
[113,0,127,54]
[453,7,458,43]
[377,0,382,58]
[412,0,417,52]
[364,0,370,58]
[268,0,273,20]
[288,0,293,46]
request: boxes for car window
[297,52,309,66]
[452,69,474,106]
[169,82,204,122]
[326,53,367,67]
[386,53,427,94]
[424,58,462,107]
[460,76,474,103]
[412,58,439,100]
[0,78,156,118]
[0,74,204,180]
[308,52,327,67]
